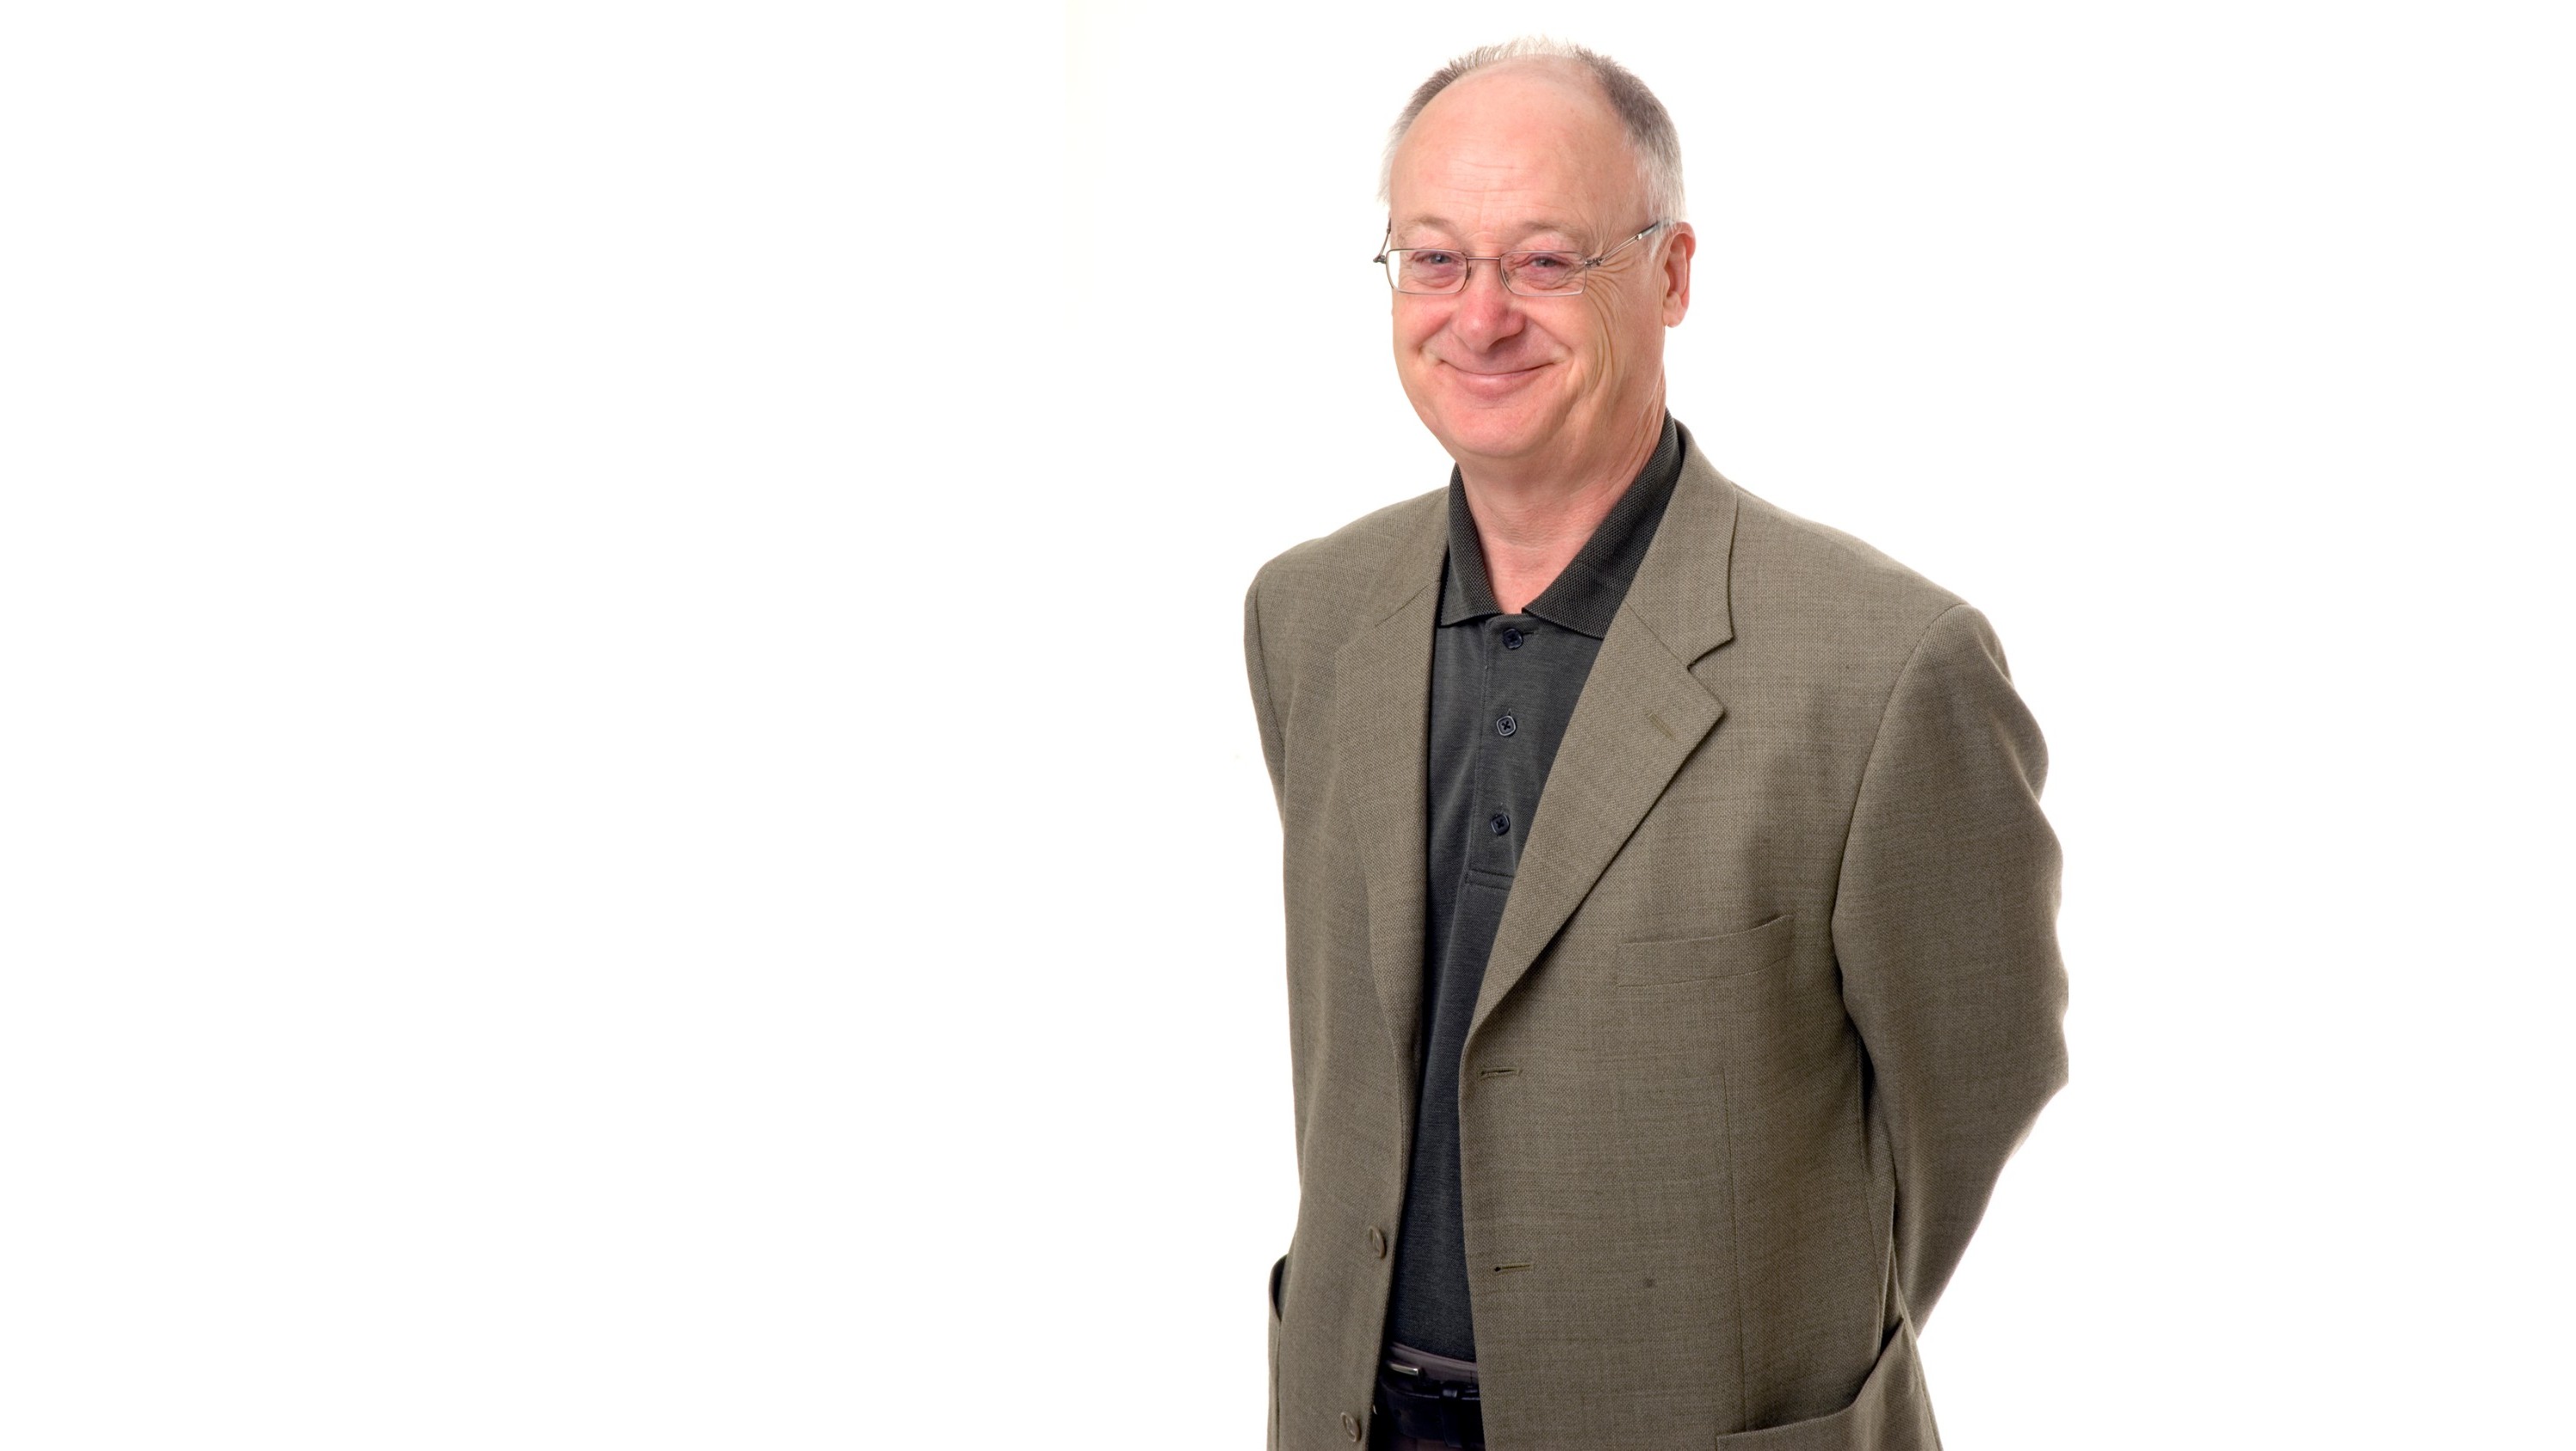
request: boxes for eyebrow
[1389,215,1592,246]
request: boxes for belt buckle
[1376,1359,1482,1448]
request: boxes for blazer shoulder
[1247,486,1444,646]
[1724,483,1974,662]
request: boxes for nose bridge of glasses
[1464,252,1523,298]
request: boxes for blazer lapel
[1332,493,1449,1084]
[1470,440,1743,1039]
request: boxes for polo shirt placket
[1383,414,1686,1363]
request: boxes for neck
[1455,400,1665,614]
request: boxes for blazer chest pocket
[1616,912,1795,987]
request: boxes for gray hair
[1378,37,1687,223]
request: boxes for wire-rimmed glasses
[1375,220,1666,296]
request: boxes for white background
[3,3,2569,1446]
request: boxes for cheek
[1530,307,1618,389]
[1580,294,1626,352]
[1564,296,1659,392]
[1392,302,1444,355]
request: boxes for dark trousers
[1369,1341,1482,1451]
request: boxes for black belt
[1373,1344,1483,1449]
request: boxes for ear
[1659,222,1696,326]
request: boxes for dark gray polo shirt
[1384,414,1686,1361]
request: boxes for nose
[1446,258,1523,351]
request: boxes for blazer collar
[1334,422,1743,1078]
[1610,421,1740,667]
[1472,427,1741,1037]
[1334,490,1448,1081]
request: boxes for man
[1243,39,2067,1451]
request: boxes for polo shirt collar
[1438,412,1686,638]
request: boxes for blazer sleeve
[1242,570,1289,813]
[1832,602,2069,1328]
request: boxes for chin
[1426,397,1563,463]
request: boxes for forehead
[1388,61,1638,235]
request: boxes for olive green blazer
[1243,428,2067,1450]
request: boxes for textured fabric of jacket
[1243,428,2068,1450]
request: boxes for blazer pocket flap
[1617,913,1795,987]
[1709,1315,1933,1448]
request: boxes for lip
[1442,361,1549,396]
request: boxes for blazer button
[1366,1225,1387,1258]
[1342,1412,1363,1442]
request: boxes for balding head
[1381,39,1686,223]
[1388,58,1645,246]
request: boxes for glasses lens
[1390,249,1466,294]
[1504,252,1584,295]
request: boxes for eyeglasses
[1375,220,1666,297]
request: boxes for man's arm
[1243,572,1288,813]
[1832,602,2069,1328]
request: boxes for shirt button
[1367,1225,1387,1258]
[1342,1412,1363,1442]
[1502,627,1523,649]
[1496,713,1517,737]
[1490,813,1510,835]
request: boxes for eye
[1517,252,1576,275]
[1394,250,1467,290]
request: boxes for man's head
[1380,40,1694,481]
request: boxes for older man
[1243,39,2067,1451]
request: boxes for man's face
[1384,62,1692,473]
